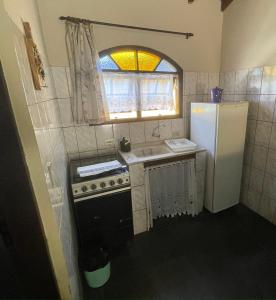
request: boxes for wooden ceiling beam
[221,0,234,11]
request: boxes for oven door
[74,187,133,250]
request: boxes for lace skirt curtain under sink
[145,158,200,228]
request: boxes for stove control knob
[109,180,115,186]
[100,182,106,188]
[91,184,97,190]
[81,186,88,192]
[117,178,123,185]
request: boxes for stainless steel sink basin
[132,145,170,158]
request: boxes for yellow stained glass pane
[138,51,161,71]
[111,51,137,71]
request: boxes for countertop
[119,141,205,165]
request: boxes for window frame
[99,45,183,124]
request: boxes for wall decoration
[23,22,45,90]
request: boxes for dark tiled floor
[84,205,276,299]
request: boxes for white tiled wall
[51,66,220,158]
[220,66,276,225]
[15,35,81,299]
[129,163,148,235]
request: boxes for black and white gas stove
[70,154,130,200]
[69,154,133,251]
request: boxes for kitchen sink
[132,145,171,158]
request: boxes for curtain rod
[59,16,194,39]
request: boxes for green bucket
[84,261,111,288]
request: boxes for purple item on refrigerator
[210,87,223,103]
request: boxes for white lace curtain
[145,159,199,229]
[103,72,176,114]
[65,21,109,124]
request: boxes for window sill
[89,114,183,126]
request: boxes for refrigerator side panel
[213,102,248,212]
[191,103,217,212]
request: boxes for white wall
[220,0,276,224]
[221,0,276,71]
[1,1,81,299]
[36,0,223,72]
[3,0,48,61]
[35,0,222,159]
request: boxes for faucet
[152,123,165,138]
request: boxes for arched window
[99,46,183,121]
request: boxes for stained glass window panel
[99,47,181,121]
[111,51,137,71]
[138,51,161,71]
[99,55,119,70]
[155,59,177,72]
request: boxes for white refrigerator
[191,102,248,213]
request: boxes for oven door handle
[90,215,103,224]
[74,186,131,203]
[119,217,132,224]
